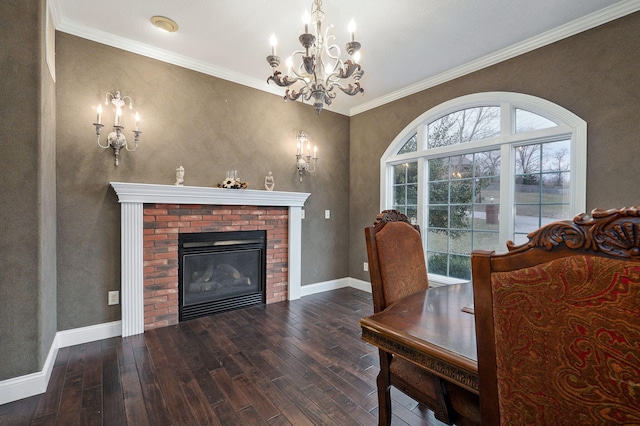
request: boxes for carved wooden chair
[472,207,640,425]
[364,210,480,426]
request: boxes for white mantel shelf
[110,181,310,206]
[110,182,310,337]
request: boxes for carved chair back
[365,210,429,313]
[472,207,640,425]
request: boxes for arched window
[381,92,586,283]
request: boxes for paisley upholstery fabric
[490,255,640,425]
[375,221,429,306]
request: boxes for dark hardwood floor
[0,288,447,425]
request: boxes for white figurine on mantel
[175,166,185,186]
[265,172,275,191]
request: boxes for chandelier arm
[324,80,364,96]
[285,85,310,102]
[267,70,302,87]
[337,81,364,96]
[337,60,361,79]
[97,136,109,149]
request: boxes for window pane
[427,107,500,149]
[450,231,471,255]
[429,182,449,204]
[541,204,571,223]
[398,133,418,154]
[515,109,557,133]
[472,230,501,252]
[514,204,540,235]
[394,186,405,205]
[427,252,448,276]
[429,157,449,181]
[450,154,473,179]
[393,162,418,216]
[515,145,541,174]
[406,207,418,224]
[541,173,570,204]
[427,229,448,252]
[407,162,418,183]
[450,205,472,231]
[450,181,472,204]
[394,164,407,184]
[475,150,501,177]
[449,255,471,280]
[542,140,570,172]
[428,205,448,229]
[515,179,541,203]
[407,184,417,205]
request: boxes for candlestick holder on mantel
[93,91,142,166]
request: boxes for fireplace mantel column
[111,182,310,336]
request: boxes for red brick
[144,234,168,241]
[192,221,214,227]
[150,276,179,285]
[144,208,168,215]
[156,215,180,222]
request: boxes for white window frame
[380,92,587,284]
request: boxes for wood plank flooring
[0,288,447,425]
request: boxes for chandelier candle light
[93,91,142,166]
[266,0,364,114]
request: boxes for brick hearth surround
[110,182,309,337]
[143,204,288,330]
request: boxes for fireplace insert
[178,230,266,321]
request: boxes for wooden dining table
[359,282,478,394]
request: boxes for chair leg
[377,350,393,426]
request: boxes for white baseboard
[0,321,122,406]
[0,278,374,405]
[299,277,372,296]
[346,277,373,293]
[56,320,122,348]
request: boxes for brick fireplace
[111,182,310,336]
[144,204,287,330]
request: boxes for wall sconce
[93,91,142,166]
[295,131,318,182]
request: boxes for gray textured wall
[348,12,640,281]
[0,0,57,381]
[55,33,350,331]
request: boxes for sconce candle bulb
[93,91,142,166]
[295,130,318,182]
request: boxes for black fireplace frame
[178,230,267,321]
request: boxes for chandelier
[266,0,364,114]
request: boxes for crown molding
[349,0,640,116]
[50,1,351,116]
[50,0,640,117]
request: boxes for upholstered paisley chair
[364,210,480,426]
[472,207,640,425]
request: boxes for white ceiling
[50,0,640,116]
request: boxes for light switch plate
[325,210,330,219]
[108,291,119,305]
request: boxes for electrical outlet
[108,291,119,305]
[325,210,331,219]
[363,262,368,272]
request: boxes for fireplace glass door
[178,230,266,321]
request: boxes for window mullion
[499,143,513,251]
